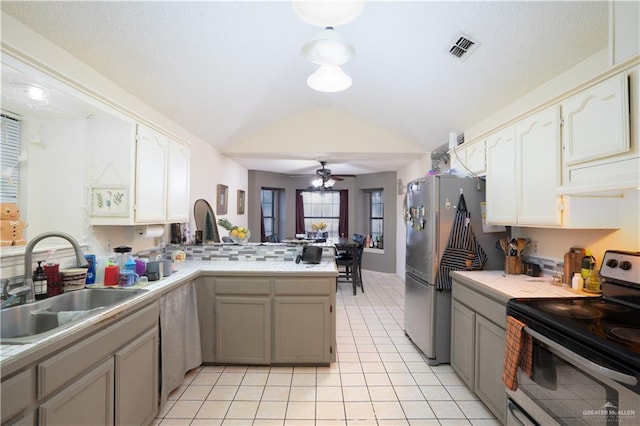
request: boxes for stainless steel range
[506,250,640,425]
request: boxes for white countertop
[1,260,337,366]
[450,270,595,304]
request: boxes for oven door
[508,327,638,425]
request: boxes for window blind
[1,114,22,201]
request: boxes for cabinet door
[517,105,561,225]
[135,124,168,223]
[273,296,331,364]
[1,369,34,425]
[485,126,517,224]
[466,141,486,175]
[562,73,630,165]
[474,315,507,425]
[115,327,159,426]
[450,300,475,388]
[39,358,114,426]
[166,140,191,222]
[197,277,216,363]
[215,296,271,364]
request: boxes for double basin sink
[1,288,148,345]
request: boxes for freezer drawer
[404,272,451,365]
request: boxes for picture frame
[237,189,245,215]
[91,186,129,217]
[216,184,228,215]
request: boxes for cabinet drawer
[216,278,271,295]
[1,368,34,424]
[274,278,333,295]
[37,302,159,399]
[452,283,506,329]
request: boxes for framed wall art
[91,186,129,217]
[216,184,228,215]
[237,190,245,215]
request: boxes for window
[369,189,383,247]
[261,188,277,237]
[302,191,340,238]
[0,114,22,202]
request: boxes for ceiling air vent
[449,34,479,61]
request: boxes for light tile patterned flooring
[153,270,498,425]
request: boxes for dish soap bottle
[581,249,596,281]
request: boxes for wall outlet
[105,241,112,253]
[531,240,539,255]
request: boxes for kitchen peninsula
[0,257,338,425]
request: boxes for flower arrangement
[311,221,327,231]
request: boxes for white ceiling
[1,1,608,175]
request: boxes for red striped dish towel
[502,316,533,391]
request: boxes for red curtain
[339,190,348,238]
[295,190,305,234]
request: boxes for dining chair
[266,233,280,243]
[335,234,365,294]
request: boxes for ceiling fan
[310,161,350,189]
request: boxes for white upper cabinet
[485,104,619,229]
[450,140,486,176]
[516,105,561,226]
[485,126,518,225]
[559,68,638,194]
[91,123,191,225]
[135,124,190,224]
[166,139,191,222]
[135,125,169,223]
[561,73,629,166]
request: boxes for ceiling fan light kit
[294,0,363,93]
[307,65,353,92]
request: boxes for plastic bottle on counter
[571,273,583,291]
[581,249,596,281]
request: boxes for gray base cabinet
[197,275,336,365]
[115,328,159,426]
[215,296,271,364]
[474,315,506,422]
[273,296,331,364]
[1,302,159,426]
[38,358,114,426]
[450,300,475,388]
[451,280,507,424]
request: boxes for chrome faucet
[23,232,89,303]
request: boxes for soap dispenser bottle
[33,261,48,300]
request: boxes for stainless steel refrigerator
[404,175,504,365]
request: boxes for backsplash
[160,244,306,262]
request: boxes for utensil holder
[505,256,522,274]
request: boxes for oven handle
[524,326,638,387]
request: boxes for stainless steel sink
[1,288,148,344]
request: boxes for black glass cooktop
[507,297,640,371]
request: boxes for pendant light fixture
[294,0,363,93]
[302,26,355,66]
[292,0,364,27]
[307,65,352,93]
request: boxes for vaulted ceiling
[1,1,608,175]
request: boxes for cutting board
[564,247,585,285]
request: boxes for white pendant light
[302,26,355,66]
[292,0,364,28]
[307,65,352,93]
